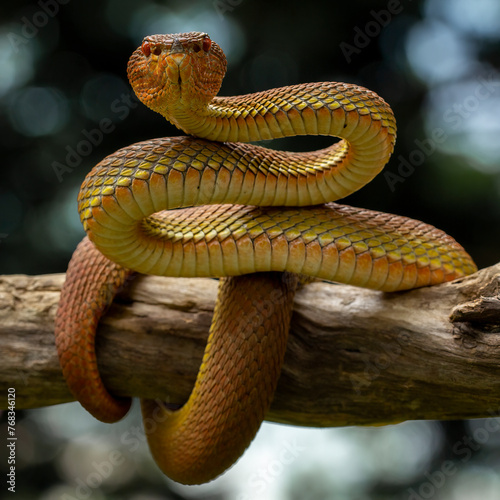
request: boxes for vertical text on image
[6,388,16,494]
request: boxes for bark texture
[1,265,499,427]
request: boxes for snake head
[127,32,227,131]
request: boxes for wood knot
[450,296,500,328]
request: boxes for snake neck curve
[127,33,396,153]
[168,81,397,147]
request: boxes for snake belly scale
[54,32,477,484]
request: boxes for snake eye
[142,41,161,57]
[202,36,211,52]
[141,40,151,57]
[193,44,201,53]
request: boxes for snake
[54,32,477,485]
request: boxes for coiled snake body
[55,32,476,485]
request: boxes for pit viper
[55,32,477,485]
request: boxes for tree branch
[1,265,500,427]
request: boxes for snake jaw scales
[55,32,477,485]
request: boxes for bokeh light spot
[8,86,69,137]
[0,29,35,98]
[426,0,500,40]
[405,20,475,84]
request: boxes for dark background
[1,0,500,498]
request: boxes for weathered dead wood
[1,265,500,427]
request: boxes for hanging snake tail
[56,235,301,483]
[55,237,133,422]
